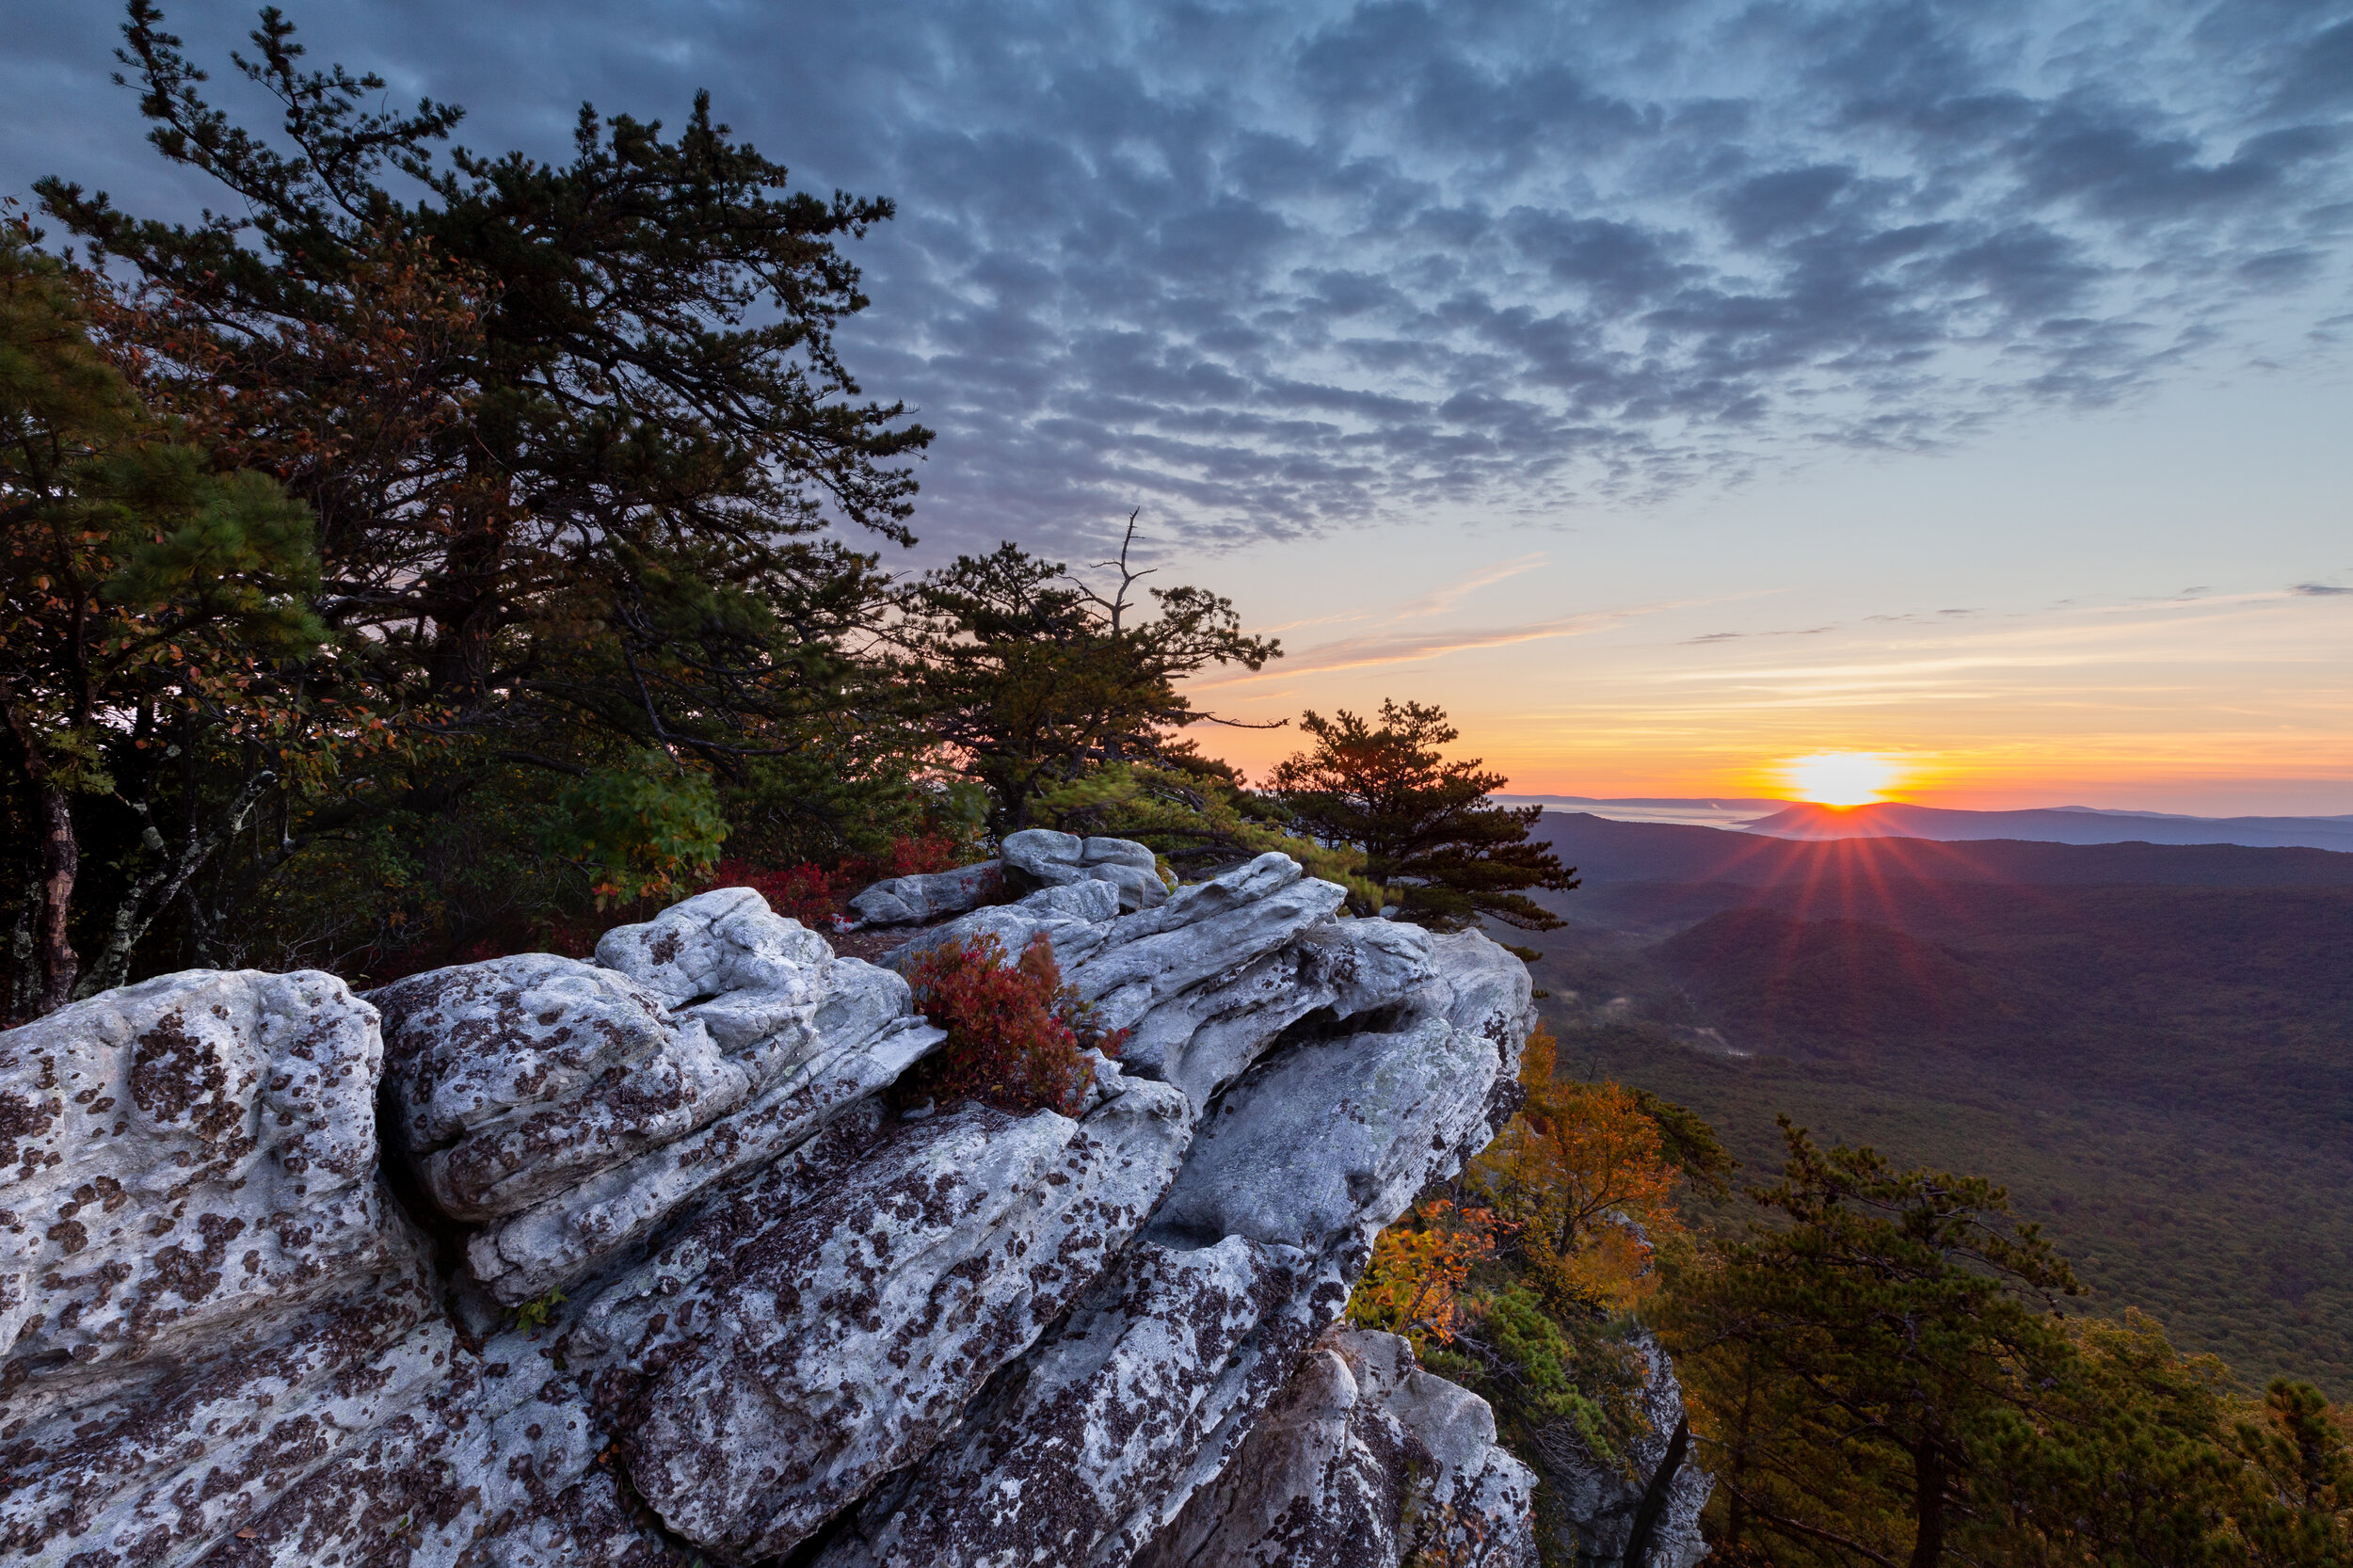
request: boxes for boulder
[847,859,1003,926]
[568,1076,1193,1563]
[1000,830,1170,912]
[885,876,1123,970]
[1130,1330,1537,1568]
[0,969,440,1567]
[1532,1332,1713,1568]
[815,1236,1321,1568]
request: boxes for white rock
[886,877,1123,970]
[572,1080,1194,1563]
[846,859,1003,926]
[1132,1330,1539,1568]
[594,885,832,1001]
[1000,827,1085,883]
[4,861,1689,1568]
[0,969,440,1565]
[816,1236,1319,1568]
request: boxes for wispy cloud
[1683,625,1835,645]
[1203,596,1718,685]
[1390,553,1550,619]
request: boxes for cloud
[6,0,2350,557]
[1390,552,1549,618]
[1200,597,1716,683]
[2291,582,2353,596]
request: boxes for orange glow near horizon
[1780,752,1904,808]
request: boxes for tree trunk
[33,780,77,1016]
[1907,1443,1947,1568]
[1622,1414,1690,1567]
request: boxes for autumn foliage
[1465,1024,1687,1315]
[1348,1201,1514,1350]
[897,931,1122,1116]
[697,831,973,928]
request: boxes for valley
[1516,813,2353,1395]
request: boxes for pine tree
[1266,698,1577,932]
[27,2,934,970]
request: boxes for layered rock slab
[3,862,1662,1568]
[0,969,438,1567]
[1132,1330,1537,1568]
[568,1071,1192,1563]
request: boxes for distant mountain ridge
[1525,811,2353,889]
[1492,793,2353,852]
[1507,811,2353,1392]
[1747,800,2353,853]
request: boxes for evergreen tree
[0,219,325,1016]
[1660,1121,2082,1568]
[1266,698,1577,933]
[892,523,1279,835]
[27,2,932,971]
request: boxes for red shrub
[898,932,1124,1116]
[701,858,840,927]
[700,832,983,929]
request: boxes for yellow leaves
[1466,1023,1687,1317]
[1347,1200,1513,1352]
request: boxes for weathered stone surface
[568,1075,1193,1564]
[1000,830,1169,912]
[1113,916,1438,1112]
[373,953,769,1222]
[1131,1330,1537,1568]
[1144,949,1530,1254]
[815,1236,1320,1568]
[886,877,1123,969]
[461,1014,942,1306]
[187,1322,665,1568]
[1001,827,1086,882]
[848,859,1003,926]
[7,860,1697,1568]
[1534,1331,1712,1568]
[594,885,833,1003]
[0,969,438,1566]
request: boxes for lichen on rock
[1,836,1702,1568]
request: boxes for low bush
[898,931,1124,1116]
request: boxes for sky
[5,0,2350,813]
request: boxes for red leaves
[698,831,974,928]
[897,931,1123,1118]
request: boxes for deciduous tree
[0,221,326,1016]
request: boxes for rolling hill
[1508,813,2353,1395]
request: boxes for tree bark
[1622,1414,1691,1567]
[33,780,78,1016]
[1907,1443,1947,1568]
[74,772,277,1001]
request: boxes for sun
[1781,752,1901,808]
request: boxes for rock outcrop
[1132,1330,1538,1568]
[1533,1332,1713,1568]
[1,838,1701,1567]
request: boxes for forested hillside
[1517,814,2353,1393]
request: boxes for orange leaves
[1347,1200,1513,1351]
[1466,1024,1687,1315]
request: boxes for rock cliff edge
[2,841,1702,1567]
